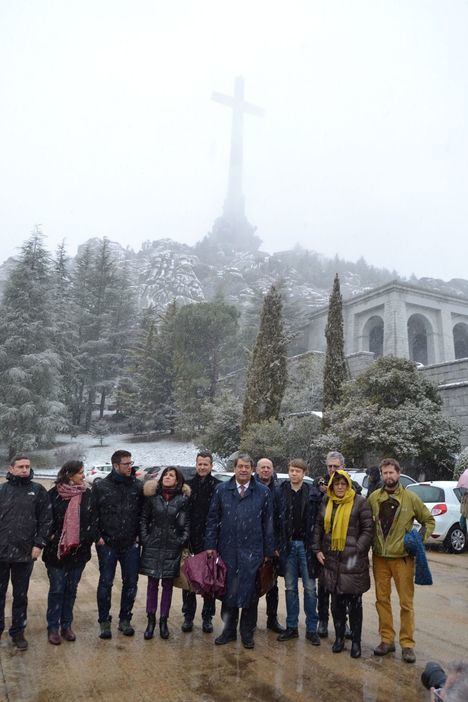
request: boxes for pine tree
[71,238,137,431]
[173,298,239,435]
[51,241,80,426]
[241,285,287,434]
[322,273,348,416]
[0,230,66,457]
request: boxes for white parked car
[406,481,466,554]
[85,464,113,485]
[347,470,417,497]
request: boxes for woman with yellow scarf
[312,469,373,658]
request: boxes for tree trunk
[99,388,106,419]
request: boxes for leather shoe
[181,618,193,633]
[215,631,237,645]
[373,641,396,656]
[241,637,255,649]
[350,641,361,658]
[277,627,299,642]
[48,630,61,645]
[317,621,328,638]
[118,620,135,636]
[306,632,321,646]
[332,637,345,653]
[61,628,76,642]
[202,618,213,634]
[11,632,28,651]
[402,647,416,663]
[267,617,285,634]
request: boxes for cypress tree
[322,273,348,416]
[241,285,287,434]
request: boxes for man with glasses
[92,449,143,639]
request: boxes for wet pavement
[0,502,467,700]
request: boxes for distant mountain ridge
[1,234,467,329]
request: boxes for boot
[99,621,112,640]
[351,641,361,658]
[332,637,345,653]
[144,614,156,640]
[181,617,193,633]
[159,617,169,639]
[202,617,213,634]
[267,617,285,634]
[317,620,328,638]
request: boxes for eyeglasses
[119,461,134,467]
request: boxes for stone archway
[407,313,434,365]
[362,315,384,357]
[453,322,468,359]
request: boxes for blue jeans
[96,543,140,623]
[46,565,85,631]
[284,540,318,632]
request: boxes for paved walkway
[1,547,467,701]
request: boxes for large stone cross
[212,76,264,221]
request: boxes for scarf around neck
[324,470,355,552]
[56,482,86,559]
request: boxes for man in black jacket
[276,458,322,645]
[0,454,52,650]
[181,451,217,633]
[92,449,143,639]
[255,457,285,634]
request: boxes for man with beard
[368,458,434,664]
[181,451,218,633]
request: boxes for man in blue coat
[205,453,274,649]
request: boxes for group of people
[0,448,436,666]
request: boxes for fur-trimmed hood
[143,479,191,498]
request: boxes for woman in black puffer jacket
[140,466,190,640]
[312,469,374,659]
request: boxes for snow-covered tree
[318,356,460,478]
[0,230,66,457]
[322,273,348,418]
[241,285,287,433]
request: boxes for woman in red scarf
[42,460,95,644]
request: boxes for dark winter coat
[42,486,95,569]
[275,480,323,578]
[0,471,52,563]
[312,494,374,595]
[186,473,218,554]
[204,477,275,608]
[140,482,191,579]
[91,469,143,550]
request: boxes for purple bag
[182,550,227,597]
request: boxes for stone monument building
[301,280,468,445]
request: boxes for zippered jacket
[368,484,435,558]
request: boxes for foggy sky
[1,0,467,279]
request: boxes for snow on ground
[1,433,201,476]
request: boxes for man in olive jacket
[0,454,51,650]
[368,458,435,664]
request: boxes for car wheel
[444,524,466,554]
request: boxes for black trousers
[265,581,279,620]
[221,599,258,640]
[182,590,216,620]
[0,561,34,636]
[317,581,330,623]
[331,593,362,643]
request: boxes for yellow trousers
[372,554,415,648]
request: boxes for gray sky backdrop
[1,0,467,279]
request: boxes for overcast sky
[1,0,467,279]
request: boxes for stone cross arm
[211,91,265,118]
